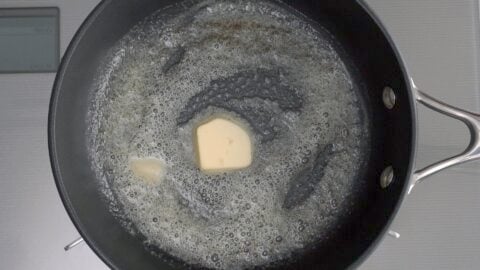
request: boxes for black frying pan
[49,0,480,269]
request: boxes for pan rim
[346,0,417,269]
[48,0,119,269]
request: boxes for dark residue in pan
[283,143,335,209]
[177,68,304,142]
[162,46,186,73]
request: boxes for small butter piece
[129,157,165,184]
[195,117,252,171]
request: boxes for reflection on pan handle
[64,237,84,251]
[409,80,480,193]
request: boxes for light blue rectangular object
[0,8,59,73]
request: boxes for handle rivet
[380,166,394,188]
[383,87,396,109]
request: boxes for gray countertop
[0,0,479,269]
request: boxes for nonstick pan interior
[49,0,415,269]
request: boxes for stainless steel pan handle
[409,83,480,193]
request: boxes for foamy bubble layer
[88,0,370,269]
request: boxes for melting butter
[129,157,166,184]
[195,117,252,172]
